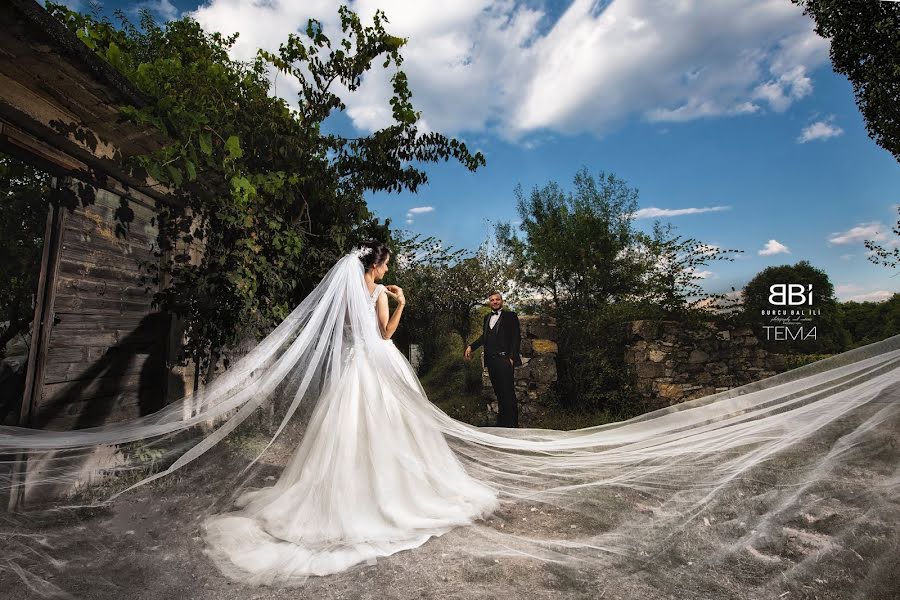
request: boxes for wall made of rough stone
[622,320,785,408]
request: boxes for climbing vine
[47,3,485,377]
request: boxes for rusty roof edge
[7,1,180,205]
[10,0,151,111]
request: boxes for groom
[465,291,521,427]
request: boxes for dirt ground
[2,393,900,600]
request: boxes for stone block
[629,320,659,340]
[635,362,665,378]
[688,349,709,364]
[648,349,666,363]
[528,355,558,383]
[657,383,683,400]
[519,338,533,356]
[520,316,558,340]
[531,339,558,354]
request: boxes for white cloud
[405,205,435,224]
[407,206,435,215]
[133,0,180,21]
[752,64,813,112]
[845,290,895,303]
[190,0,830,141]
[828,222,886,245]
[797,118,844,143]
[835,284,896,303]
[758,239,790,256]
[632,205,730,219]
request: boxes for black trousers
[485,355,518,427]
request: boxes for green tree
[496,168,644,309]
[497,168,740,414]
[742,260,849,353]
[0,155,51,355]
[439,242,516,346]
[640,221,742,317]
[47,5,484,378]
[382,232,461,372]
[840,293,900,346]
[791,0,900,163]
[384,233,514,372]
[864,205,899,269]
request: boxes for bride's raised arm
[378,286,406,340]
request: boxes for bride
[201,241,499,584]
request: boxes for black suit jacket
[469,310,522,367]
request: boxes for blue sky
[63,0,900,303]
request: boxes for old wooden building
[0,0,191,437]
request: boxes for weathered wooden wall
[28,185,177,430]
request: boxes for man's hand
[508,357,514,368]
[464,346,472,361]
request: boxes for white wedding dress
[201,283,499,585]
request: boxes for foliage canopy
[47,3,484,376]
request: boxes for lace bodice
[367,284,389,341]
[367,284,384,318]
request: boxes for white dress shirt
[489,310,500,329]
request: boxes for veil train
[2,253,899,587]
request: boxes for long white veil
[2,251,899,595]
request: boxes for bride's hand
[383,286,406,305]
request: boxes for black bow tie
[491,310,500,316]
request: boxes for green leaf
[184,159,197,181]
[230,175,256,200]
[106,42,123,71]
[199,132,213,156]
[224,135,244,160]
[167,165,183,187]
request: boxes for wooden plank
[52,294,153,315]
[55,274,156,304]
[34,387,161,430]
[19,193,57,428]
[47,327,162,350]
[52,312,152,330]
[64,212,158,249]
[92,188,158,219]
[61,225,157,259]
[20,191,66,427]
[44,352,157,384]
[38,404,145,431]
[40,373,151,405]
[76,192,158,228]
[70,204,159,240]
[0,120,88,172]
[57,244,151,274]
[57,256,154,283]
[44,345,108,365]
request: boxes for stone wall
[622,320,785,408]
[482,315,558,422]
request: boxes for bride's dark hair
[357,240,391,271]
